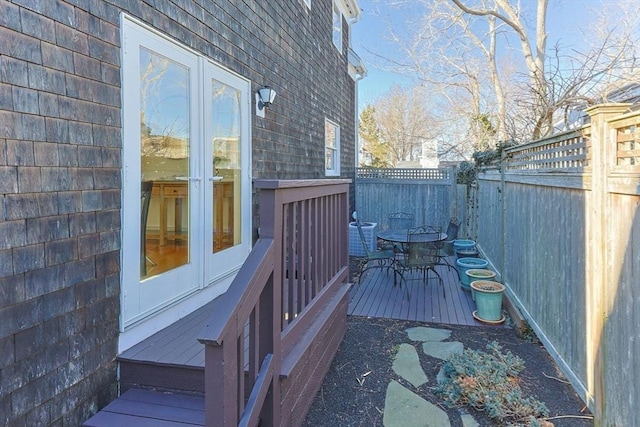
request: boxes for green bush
[435,341,549,426]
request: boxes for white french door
[121,17,250,329]
[203,69,251,284]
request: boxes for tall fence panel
[599,110,640,426]
[475,104,640,425]
[355,168,458,231]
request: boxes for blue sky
[351,0,608,108]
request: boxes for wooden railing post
[584,103,631,422]
[256,184,283,427]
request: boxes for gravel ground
[302,316,593,427]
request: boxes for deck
[349,255,501,326]
[84,255,502,426]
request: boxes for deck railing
[198,179,350,427]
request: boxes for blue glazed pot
[453,239,475,252]
[471,280,505,322]
[456,257,489,289]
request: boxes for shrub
[435,341,549,426]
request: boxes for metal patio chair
[396,225,445,298]
[383,212,415,252]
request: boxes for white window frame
[332,2,342,52]
[325,119,340,176]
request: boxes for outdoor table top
[377,229,447,244]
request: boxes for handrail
[198,237,278,426]
[198,179,350,427]
[199,238,275,345]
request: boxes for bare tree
[362,86,436,166]
[371,0,510,151]
[366,0,640,146]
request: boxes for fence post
[499,149,507,284]
[450,167,458,219]
[584,103,630,423]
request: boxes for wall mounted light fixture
[256,86,276,117]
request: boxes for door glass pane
[211,80,242,253]
[140,48,190,279]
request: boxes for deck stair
[83,297,219,426]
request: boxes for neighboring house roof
[554,82,640,133]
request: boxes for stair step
[83,388,204,426]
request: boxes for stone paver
[383,380,451,427]
[381,327,473,426]
[461,412,480,427]
[406,326,452,342]
[422,341,464,361]
[392,343,428,387]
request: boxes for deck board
[349,256,506,327]
[119,296,221,367]
[83,389,204,427]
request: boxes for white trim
[332,2,343,53]
[325,119,341,176]
[335,0,360,21]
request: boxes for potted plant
[465,269,496,300]
[453,239,476,258]
[456,257,489,290]
[471,280,505,323]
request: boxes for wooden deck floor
[349,255,505,327]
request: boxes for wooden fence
[474,104,640,426]
[355,167,467,234]
[198,179,351,426]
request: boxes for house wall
[0,0,357,424]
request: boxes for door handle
[175,176,202,181]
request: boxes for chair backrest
[355,219,373,257]
[445,217,460,241]
[404,225,441,267]
[388,212,414,230]
[141,181,153,231]
[140,181,153,276]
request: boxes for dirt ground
[302,315,594,427]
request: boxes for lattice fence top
[613,117,640,168]
[504,128,591,171]
[356,168,452,180]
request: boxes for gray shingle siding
[1,0,357,424]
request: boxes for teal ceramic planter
[453,240,477,259]
[456,257,489,289]
[455,248,479,259]
[466,269,497,300]
[471,280,505,322]
[453,239,475,252]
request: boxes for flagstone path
[383,326,478,427]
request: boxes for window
[332,2,342,52]
[325,119,340,176]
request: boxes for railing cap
[254,179,351,189]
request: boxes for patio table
[377,229,447,245]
